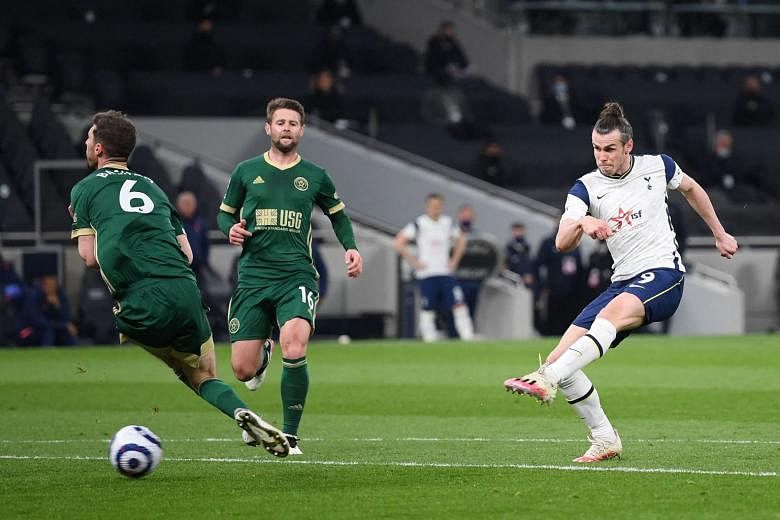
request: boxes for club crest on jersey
[608,207,643,231]
[228,318,240,334]
[294,177,309,191]
[644,176,652,190]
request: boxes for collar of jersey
[603,155,634,180]
[263,151,301,170]
[99,162,129,170]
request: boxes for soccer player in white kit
[504,102,738,462]
[395,193,475,342]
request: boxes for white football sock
[543,317,617,384]
[453,305,475,341]
[559,370,616,442]
[419,310,438,342]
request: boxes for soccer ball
[108,425,163,478]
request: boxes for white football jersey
[561,154,686,282]
[400,214,461,279]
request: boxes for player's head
[592,102,634,177]
[511,222,525,237]
[85,110,136,169]
[265,97,306,154]
[425,193,444,219]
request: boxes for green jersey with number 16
[70,166,194,298]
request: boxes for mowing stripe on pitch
[0,454,776,478]
[2,437,778,445]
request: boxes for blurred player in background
[70,110,288,457]
[504,102,738,462]
[394,193,474,342]
[219,97,362,455]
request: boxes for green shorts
[228,277,319,342]
[115,278,213,365]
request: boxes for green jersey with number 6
[70,166,194,298]
[220,152,345,287]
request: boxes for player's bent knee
[231,362,255,382]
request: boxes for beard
[273,135,298,154]
[86,155,98,170]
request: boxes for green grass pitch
[0,335,778,519]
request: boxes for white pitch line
[0,454,775,478]
[1,437,778,445]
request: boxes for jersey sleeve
[170,208,185,236]
[661,154,684,190]
[70,181,95,239]
[399,221,416,240]
[219,165,246,215]
[314,170,346,215]
[561,180,589,221]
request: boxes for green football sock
[198,378,248,418]
[281,356,309,435]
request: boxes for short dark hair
[266,97,305,124]
[425,193,443,203]
[593,102,633,144]
[92,111,136,159]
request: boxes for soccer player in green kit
[219,98,363,455]
[70,110,289,457]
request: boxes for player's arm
[394,224,423,270]
[677,173,738,259]
[449,233,466,270]
[556,184,612,251]
[218,166,252,246]
[77,235,98,268]
[176,234,194,264]
[70,188,98,268]
[328,209,362,278]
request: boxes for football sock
[198,378,248,418]
[281,356,309,436]
[559,370,616,442]
[543,317,617,384]
[453,305,475,340]
[419,310,438,342]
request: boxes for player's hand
[229,219,252,246]
[715,232,738,259]
[345,249,363,278]
[580,216,614,241]
[67,204,74,219]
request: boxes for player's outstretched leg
[235,408,289,458]
[245,339,273,391]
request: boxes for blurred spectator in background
[182,18,226,76]
[424,21,471,86]
[421,83,481,140]
[504,222,534,288]
[317,0,363,29]
[176,191,210,280]
[700,129,771,203]
[533,227,584,336]
[187,0,234,21]
[539,74,593,129]
[304,69,347,125]
[1,256,25,346]
[472,140,510,187]
[454,204,482,321]
[732,75,775,127]
[15,275,77,347]
[309,26,353,79]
